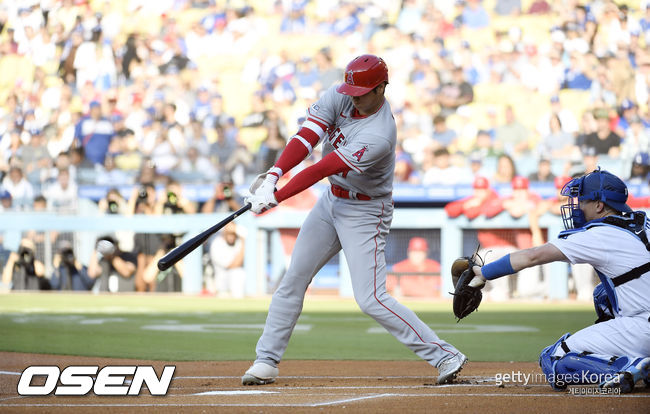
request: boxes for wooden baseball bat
[157,203,251,271]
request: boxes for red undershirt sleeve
[273,127,322,176]
[274,152,350,203]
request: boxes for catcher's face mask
[560,178,586,230]
[560,168,631,230]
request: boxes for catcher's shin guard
[540,335,636,391]
[539,333,571,390]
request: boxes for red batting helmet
[336,54,389,96]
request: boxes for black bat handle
[157,203,252,271]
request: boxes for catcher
[451,168,650,392]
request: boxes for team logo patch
[346,71,355,85]
[351,145,368,162]
[311,104,320,112]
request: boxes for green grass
[0,293,594,362]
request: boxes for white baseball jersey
[550,226,650,318]
[305,86,396,197]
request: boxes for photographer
[143,234,184,292]
[154,179,196,215]
[132,179,195,291]
[128,182,157,215]
[200,177,242,213]
[1,239,46,290]
[50,241,95,291]
[97,187,133,251]
[98,187,128,215]
[87,236,137,293]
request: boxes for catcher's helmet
[560,167,631,230]
[336,54,389,97]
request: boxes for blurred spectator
[314,47,342,90]
[492,153,517,184]
[528,0,550,14]
[537,114,576,160]
[96,154,133,185]
[422,147,473,185]
[615,99,641,137]
[1,239,46,290]
[628,152,650,184]
[590,63,617,107]
[431,115,458,148]
[0,189,12,211]
[20,128,51,187]
[387,237,441,298]
[42,167,78,213]
[394,143,418,184]
[438,66,474,117]
[620,115,649,170]
[143,234,183,292]
[536,95,579,137]
[473,129,497,157]
[582,108,621,157]
[73,27,117,91]
[2,165,34,210]
[255,116,287,173]
[528,156,555,183]
[74,101,114,166]
[561,52,592,90]
[208,222,246,298]
[176,145,217,183]
[87,235,137,293]
[210,125,253,184]
[494,105,530,156]
[461,0,490,29]
[494,0,521,16]
[50,240,94,291]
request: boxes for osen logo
[17,365,176,396]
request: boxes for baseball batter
[242,55,466,385]
[468,168,650,392]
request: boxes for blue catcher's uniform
[540,210,650,390]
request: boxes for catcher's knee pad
[539,333,571,390]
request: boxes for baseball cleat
[600,357,650,393]
[241,361,279,385]
[437,352,467,384]
[600,372,635,394]
[629,357,650,386]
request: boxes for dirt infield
[0,352,648,413]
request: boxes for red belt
[331,184,372,201]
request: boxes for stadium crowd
[0,0,649,294]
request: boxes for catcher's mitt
[450,249,485,321]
